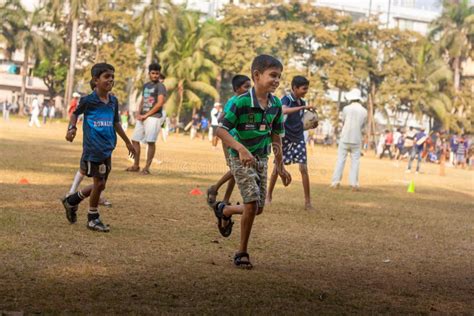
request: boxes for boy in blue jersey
[266,76,315,210]
[62,63,136,232]
[207,75,251,207]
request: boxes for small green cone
[407,180,415,193]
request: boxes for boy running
[65,79,112,207]
[207,75,251,206]
[215,55,292,269]
[126,63,167,175]
[266,76,315,210]
[62,63,136,232]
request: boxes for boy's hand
[65,129,76,142]
[277,166,292,186]
[126,142,136,159]
[238,147,255,167]
[136,114,145,121]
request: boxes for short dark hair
[159,73,166,80]
[291,76,309,89]
[251,55,283,78]
[91,63,115,78]
[149,63,161,72]
[231,75,251,92]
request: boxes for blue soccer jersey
[74,91,120,162]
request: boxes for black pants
[380,145,393,159]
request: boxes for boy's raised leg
[222,177,235,204]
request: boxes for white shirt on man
[339,102,368,144]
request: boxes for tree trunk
[215,69,222,103]
[176,81,184,133]
[18,53,29,116]
[145,36,153,73]
[366,82,376,149]
[64,18,79,118]
[453,56,461,92]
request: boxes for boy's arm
[282,105,309,115]
[271,105,291,186]
[217,102,254,166]
[66,98,86,142]
[65,114,79,142]
[216,127,254,167]
[142,94,165,119]
[271,133,292,186]
[114,122,136,158]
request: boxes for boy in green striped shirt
[215,55,292,269]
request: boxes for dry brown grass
[0,118,473,314]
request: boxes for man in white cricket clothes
[330,90,367,191]
[29,97,41,127]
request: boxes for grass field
[0,118,472,314]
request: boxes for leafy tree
[159,11,220,124]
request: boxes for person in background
[190,113,200,140]
[48,100,56,122]
[200,115,209,141]
[330,90,367,191]
[42,102,49,125]
[68,92,81,118]
[406,127,427,174]
[455,135,467,169]
[29,96,41,128]
[210,103,222,147]
[379,129,393,159]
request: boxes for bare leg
[89,177,106,209]
[266,165,278,204]
[300,163,313,210]
[126,140,141,170]
[213,170,233,192]
[142,142,156,173]
[222,177,235,204]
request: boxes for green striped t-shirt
[220,87,285,158]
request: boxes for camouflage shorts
[229,156,268,207]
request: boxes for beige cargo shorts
[229,156,268,207]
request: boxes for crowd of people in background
[375,126,473,170]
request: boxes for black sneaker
[87,218,110,232]
[62,196,78,224]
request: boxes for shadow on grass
[0,180,472,314]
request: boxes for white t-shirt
[210,108,220,126]
[393,131,402,145]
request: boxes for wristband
[68,124,77,131]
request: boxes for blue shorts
[282,138,307,165]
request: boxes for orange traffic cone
[189,187,203,196]
[19,178,30,184]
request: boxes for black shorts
[80,154,112,180]
[211,125,219,135]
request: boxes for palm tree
[15,7,52,115]
[135,0,171,71]
[159,12,221,125]
[411,41,454,130]
[0,0,25,61]
[430,0,474,93]
[47,0,87,116]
